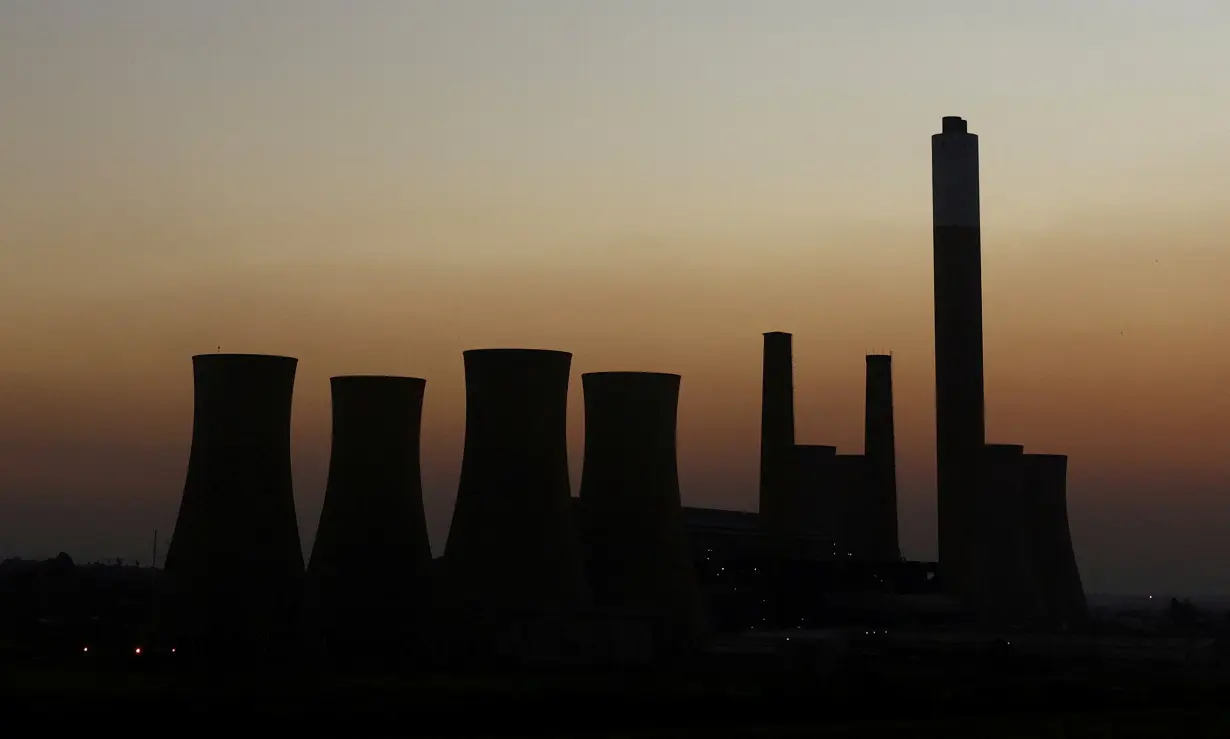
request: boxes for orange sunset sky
[1,2,1228,594]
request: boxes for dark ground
[3,656,1230,735]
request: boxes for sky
[1,1,1228,595]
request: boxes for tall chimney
[759,332,796,538]
[443,349,589,620]
[577,371,705,653]
[162,353,305,659]
[308,375,433,661]
[864,355,899,562]
[1022,453,1088,630]
[932,116,987,597]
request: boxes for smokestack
[759,332,796,538]
[831,454,869,560]
[864,355,899,562]
[443,349,588,619]
[1022,454,1088,630]
[932,116,987,597]
[308,376,433,659]
[162,354,305,658]
[974,444,1045,625]
[792,444,838,541]
[577,372,705,652]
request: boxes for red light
[135,647,142,655]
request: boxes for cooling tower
[759,332,796,539]
[577,372,704,652]
[307,376,433,659]
[830,454,869,560]
[443,349,589,618]
[161,353,304,657]
[972,444,1045,625]
[864,355,900,562]
[793,444,838,541]
[1022,454,1089,630]
[932,116,987,597]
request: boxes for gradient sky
[1,1,1228,595]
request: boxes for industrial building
[756,335,905,565]
[576,371,705,652]
[829,454,869,560]
[307,375,433,661]
[974,444,1045,625]
[160,353,306,658]
[792,444,838,544]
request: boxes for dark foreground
[3,655,1230,736]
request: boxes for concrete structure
[577,372,705,651]
[932,116,987,597]
[308,376,433,658]
[974,444,1045,625]
[864,355,900,562]
[443,349,589,619]
[759,332,796,542]
[793,444,838,541]
[1023,453,1089,630]
[830,454,869,560]
[161,353,304,657]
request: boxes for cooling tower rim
[330,374,426,384]
[582,371,681,381]
[1023,452,1068,462]
[463,348,572,359]
[192,352,297,363]
[795,443,837,453]
[984,443,1025,454]
[762,331,793,337]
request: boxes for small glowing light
[135,647,142,655]
[172,648,177,653]
[83,647,89,653]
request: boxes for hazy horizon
[2,1,1228,595]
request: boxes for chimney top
[941,116,968,133]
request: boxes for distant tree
[1169,597,1198,629]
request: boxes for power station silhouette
[145,116,1087,665]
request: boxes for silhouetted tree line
[0,554,156,657]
